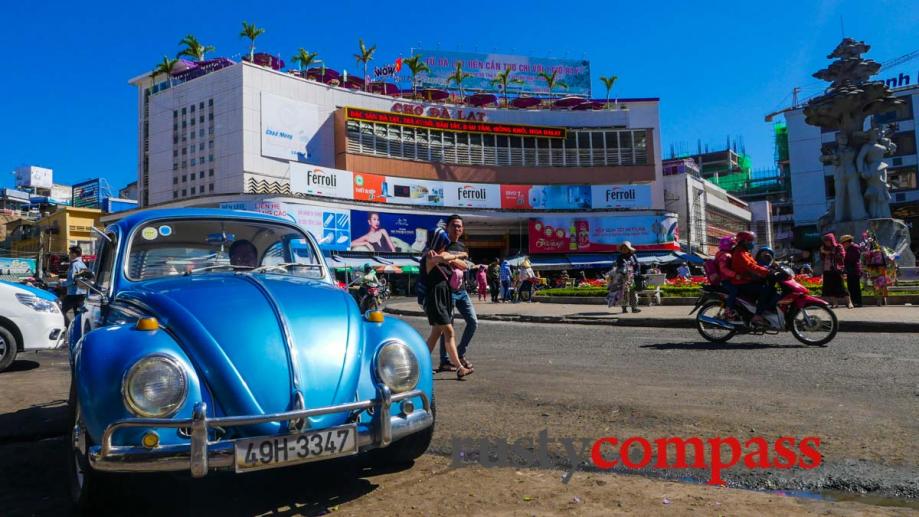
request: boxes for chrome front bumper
[87,385,432,477]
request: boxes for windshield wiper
[249,262,323,274]
[187,264,255,274]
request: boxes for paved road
[1,319,917,515]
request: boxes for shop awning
[328,255,420,272]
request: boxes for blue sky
[1,0,917,190]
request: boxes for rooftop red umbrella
[305,67,340,83]
[367,81,400,95]
[342,75,365,89]
[418,88,449,101]
[572,100,606,110]
[553,96,588,108]
[466,93,498,107]
[511,97,541,109]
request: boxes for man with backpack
[437,215,477,373]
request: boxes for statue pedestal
[825,218,915,267]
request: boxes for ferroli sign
[446,184,500,208]
[590,184,653,209]
[289,163,354,199]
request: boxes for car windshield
[126,218,326,282]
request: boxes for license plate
[234,424,357,472]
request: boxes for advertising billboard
[260,93,320,163]
[589,184,653,209]
[500,184,591,210]
[414,50,591,97]
[72,179,102,208]
[219,200,351,251]
[0,257,36,275]
[350,209,446,254]
[15,166,53,190]
[528,215,679,254]
[443,182,501,209]
[289,163,354,199]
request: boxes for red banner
[346,107,565,138]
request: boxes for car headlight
[123,355,188,417]
[15,293,58,313]
[375,340,419,394]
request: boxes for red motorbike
[690,265,838,346]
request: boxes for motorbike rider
[755,246,776,267]
[355,264,379,306]
[730,231,775,327]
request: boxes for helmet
[363,263,373,273]
[718,236,736,252]
[735,231,756,244]
[757,246,775,257]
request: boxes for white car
[0,280,65,372]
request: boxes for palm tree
[537,69,568,101]
[446,61,473,100]
[176,34,214,62]
[491,68,524,107]
[353,38,377,91]
[151,56,178,90]
[600,75,619,109]
[240,21,265,62]
[403,54,430,98]
[291,48,319,74]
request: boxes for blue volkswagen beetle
[67,209,433,508]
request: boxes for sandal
[460,357,473,369]
[436,363,458,373]
[456,366,475,380]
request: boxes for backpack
[416,256,427,306]
[703,259,720,285]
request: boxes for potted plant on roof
[446,61,473,102]
[240,21,265,62]
[151,56,179,91]
[291,48,319,78]
[354,39,377,92]
[403,54,430,99]
[491,68,523,108]
[177,34,215,62]
[600,75,618,110]
[537,69,568,107]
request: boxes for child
[715,236,739,319]
[476,264,488,301]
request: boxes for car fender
[74,324,204,448]
[356,316,432,422]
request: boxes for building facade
[663,173,753,256]
[127,60,683,267]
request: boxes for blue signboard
[0,257,36,276]
[415,50,591,97]
[72,179,102,208]
[350,210,446,253]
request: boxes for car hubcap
[0,336,7,359]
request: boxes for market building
[124,51,691,276]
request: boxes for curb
[383,307,919,333]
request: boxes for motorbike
[357,282,383,313]
[689,264,838,346]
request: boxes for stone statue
[802,38,914,267]
[857,128,895,218]
[823,132,868,222]
[804,38,902,223]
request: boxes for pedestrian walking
[437,215,477,373]
[677,262,691,280]
[616,241,641,313]
[499,259,512,302]
[487,258,500,303]
[60,245,88,326]
[820,233,851,308]
[422,227,473,380]
[840,234,863,307]
[476,265,488,301]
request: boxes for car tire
[67,391,110,511]
[0,325,19,373]
[371,397,435,465]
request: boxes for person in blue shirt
[61,246,88,325]
[499,260,512,302]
